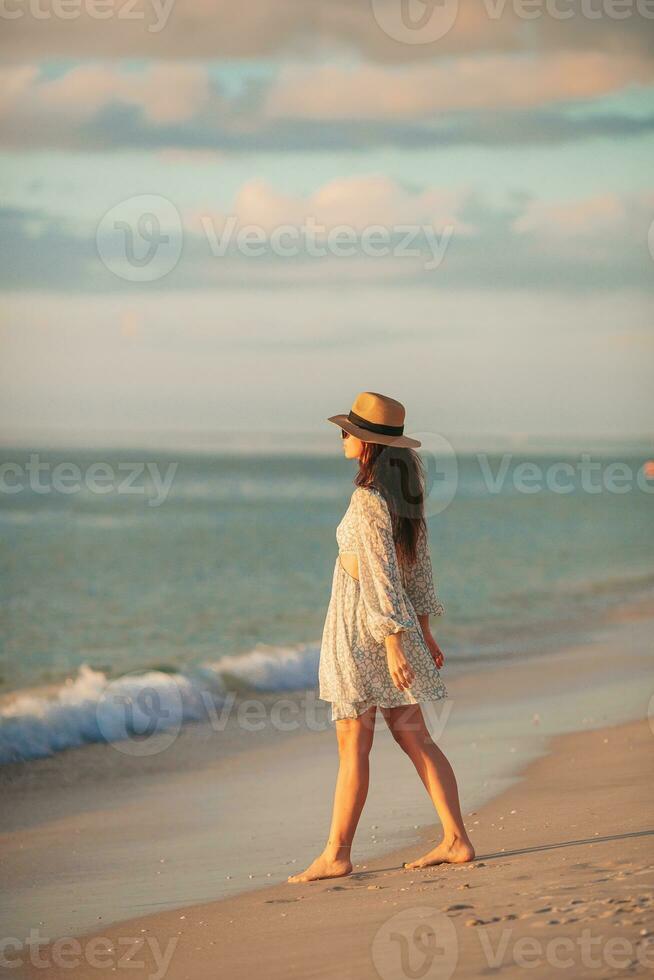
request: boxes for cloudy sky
[1,0,653,449]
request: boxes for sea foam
[0,642,320,765]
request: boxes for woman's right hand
[385,633,415,691]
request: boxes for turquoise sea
[1,447,653,762]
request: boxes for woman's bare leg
[381,704,475,869]
[288,705,377,883]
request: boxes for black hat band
[347,409,404,437]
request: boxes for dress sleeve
[352,488,416,644]
[401,525,445,616]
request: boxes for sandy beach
[12,719,654,979]
[2,0,653,971]
[0,593,651,978]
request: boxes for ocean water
[1,447,653,763]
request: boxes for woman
[288,391,474,884]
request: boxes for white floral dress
[318,485,448,721]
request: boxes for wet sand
[13,715,653,979]
[2,597,654,978]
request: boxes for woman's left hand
[424,631,445,669]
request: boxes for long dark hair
[354,441,427,569]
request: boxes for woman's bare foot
[403,835,475,870]
[287,848,352,884]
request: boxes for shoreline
[3,576,654,740]
[2,591,653,956]
[18,715,654,979]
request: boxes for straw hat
[327,391,421,448]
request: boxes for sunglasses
[340,428,350,439]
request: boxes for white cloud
[185,175,472,234]
[0,63,211,127]
[264,52,654,119]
